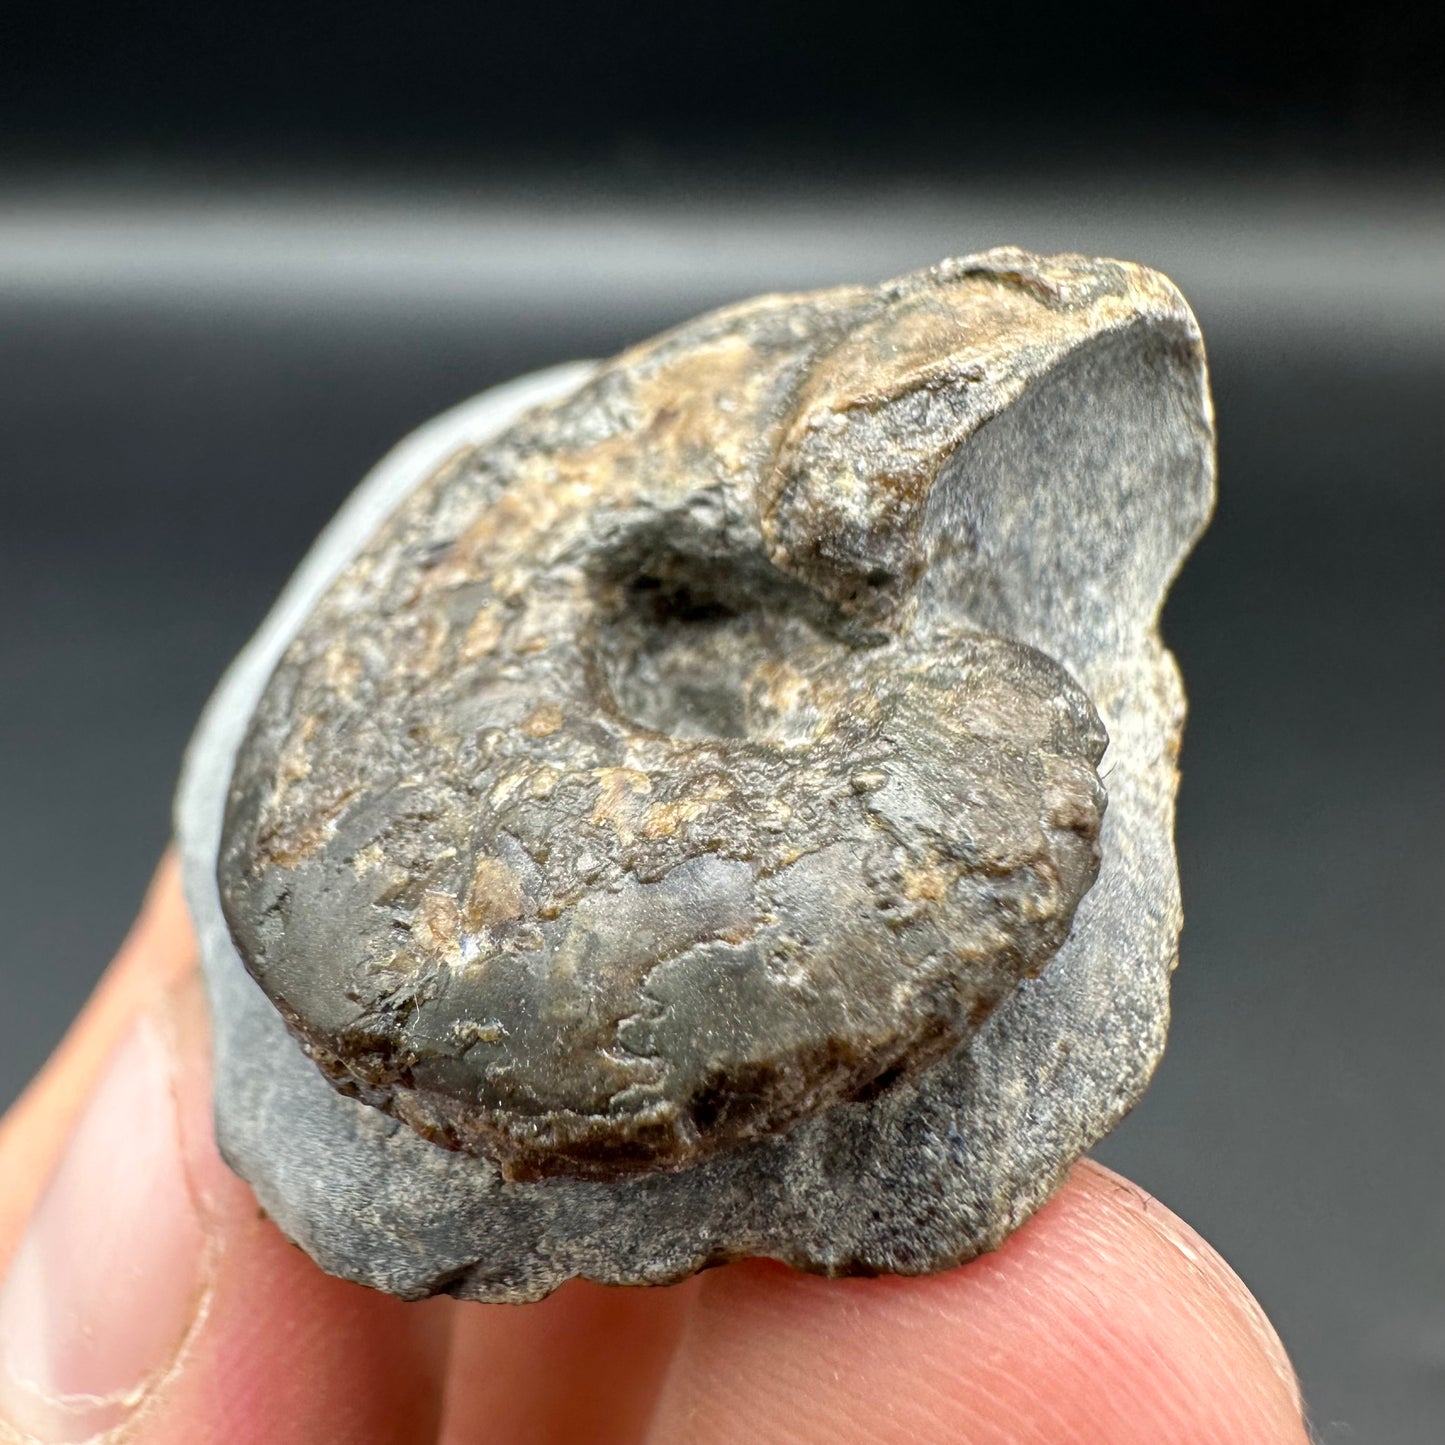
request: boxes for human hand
[0,856,1307,1444]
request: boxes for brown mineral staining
[412,892,462,960]
[219,249,1129,1183]
[463,857,524,932]
[642,787,729,839]
[460,609,503,660]
[522,703,564,737]
[527,766,559,801]
[589,768,653,839]
[849,768,888,793]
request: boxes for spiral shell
[216,251,1193,1186]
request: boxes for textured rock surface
[179,249,1214,1300]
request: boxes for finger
[645,1160,1307,1445]
[439,1274,701,1445]
[0,855,454,1445]
[0,853,195,1263]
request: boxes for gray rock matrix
[177,249,1215,1302]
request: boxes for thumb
[0,854,454,1445]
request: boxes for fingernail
[0,1012,208,1441]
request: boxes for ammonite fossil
[177,248,1215,1301]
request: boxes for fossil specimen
[177,248,1214,1301]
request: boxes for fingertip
[145,969,455,1445]
[1065,1160,1304,1424]
[646,1161,1307,1445]
[1,886,454,1445]
[440,1275,702,1445]
[0,852,195,1274]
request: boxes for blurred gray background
[2,2,1443,1439]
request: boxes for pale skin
[0,856,1309,1444]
